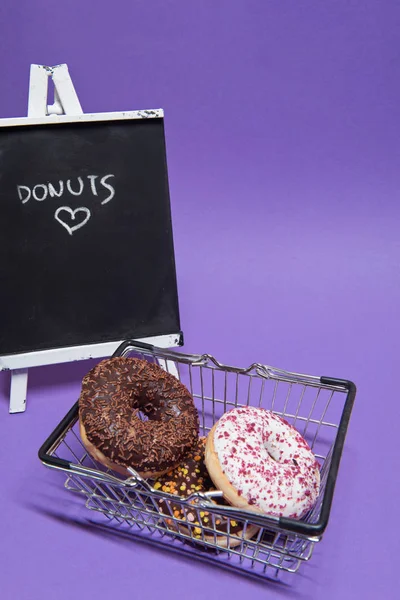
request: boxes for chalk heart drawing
[54,206,91,235]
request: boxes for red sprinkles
[212,406,320,519]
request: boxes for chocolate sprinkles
[79,357,199,475]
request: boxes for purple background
[1,1,399,598]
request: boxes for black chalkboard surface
[0,113,182,356]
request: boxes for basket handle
[112,339,155,357]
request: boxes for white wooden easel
[3,64,180,414]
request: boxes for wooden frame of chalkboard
[0,109,183,411]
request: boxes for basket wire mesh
[39,342,355,581]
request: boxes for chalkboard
[0,112,182,356]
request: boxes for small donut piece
[79,357,199,478]
[205,407,320,519]
[154,437,259,548]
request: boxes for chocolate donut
[79,357,199,478]
[153,437,259,548]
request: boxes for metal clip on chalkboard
[0,63,183,414]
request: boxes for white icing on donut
[213,407,320,519]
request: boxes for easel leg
[6,64,83,416]
[9,369,29,413]
[157,359,179,379]
[27,65,49,117]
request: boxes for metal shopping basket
[38,339,356,582]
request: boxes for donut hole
[137,410,149,422]
[264,442,281,463]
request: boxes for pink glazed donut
[205,406,320,519]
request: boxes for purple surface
[1,1,399,598]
